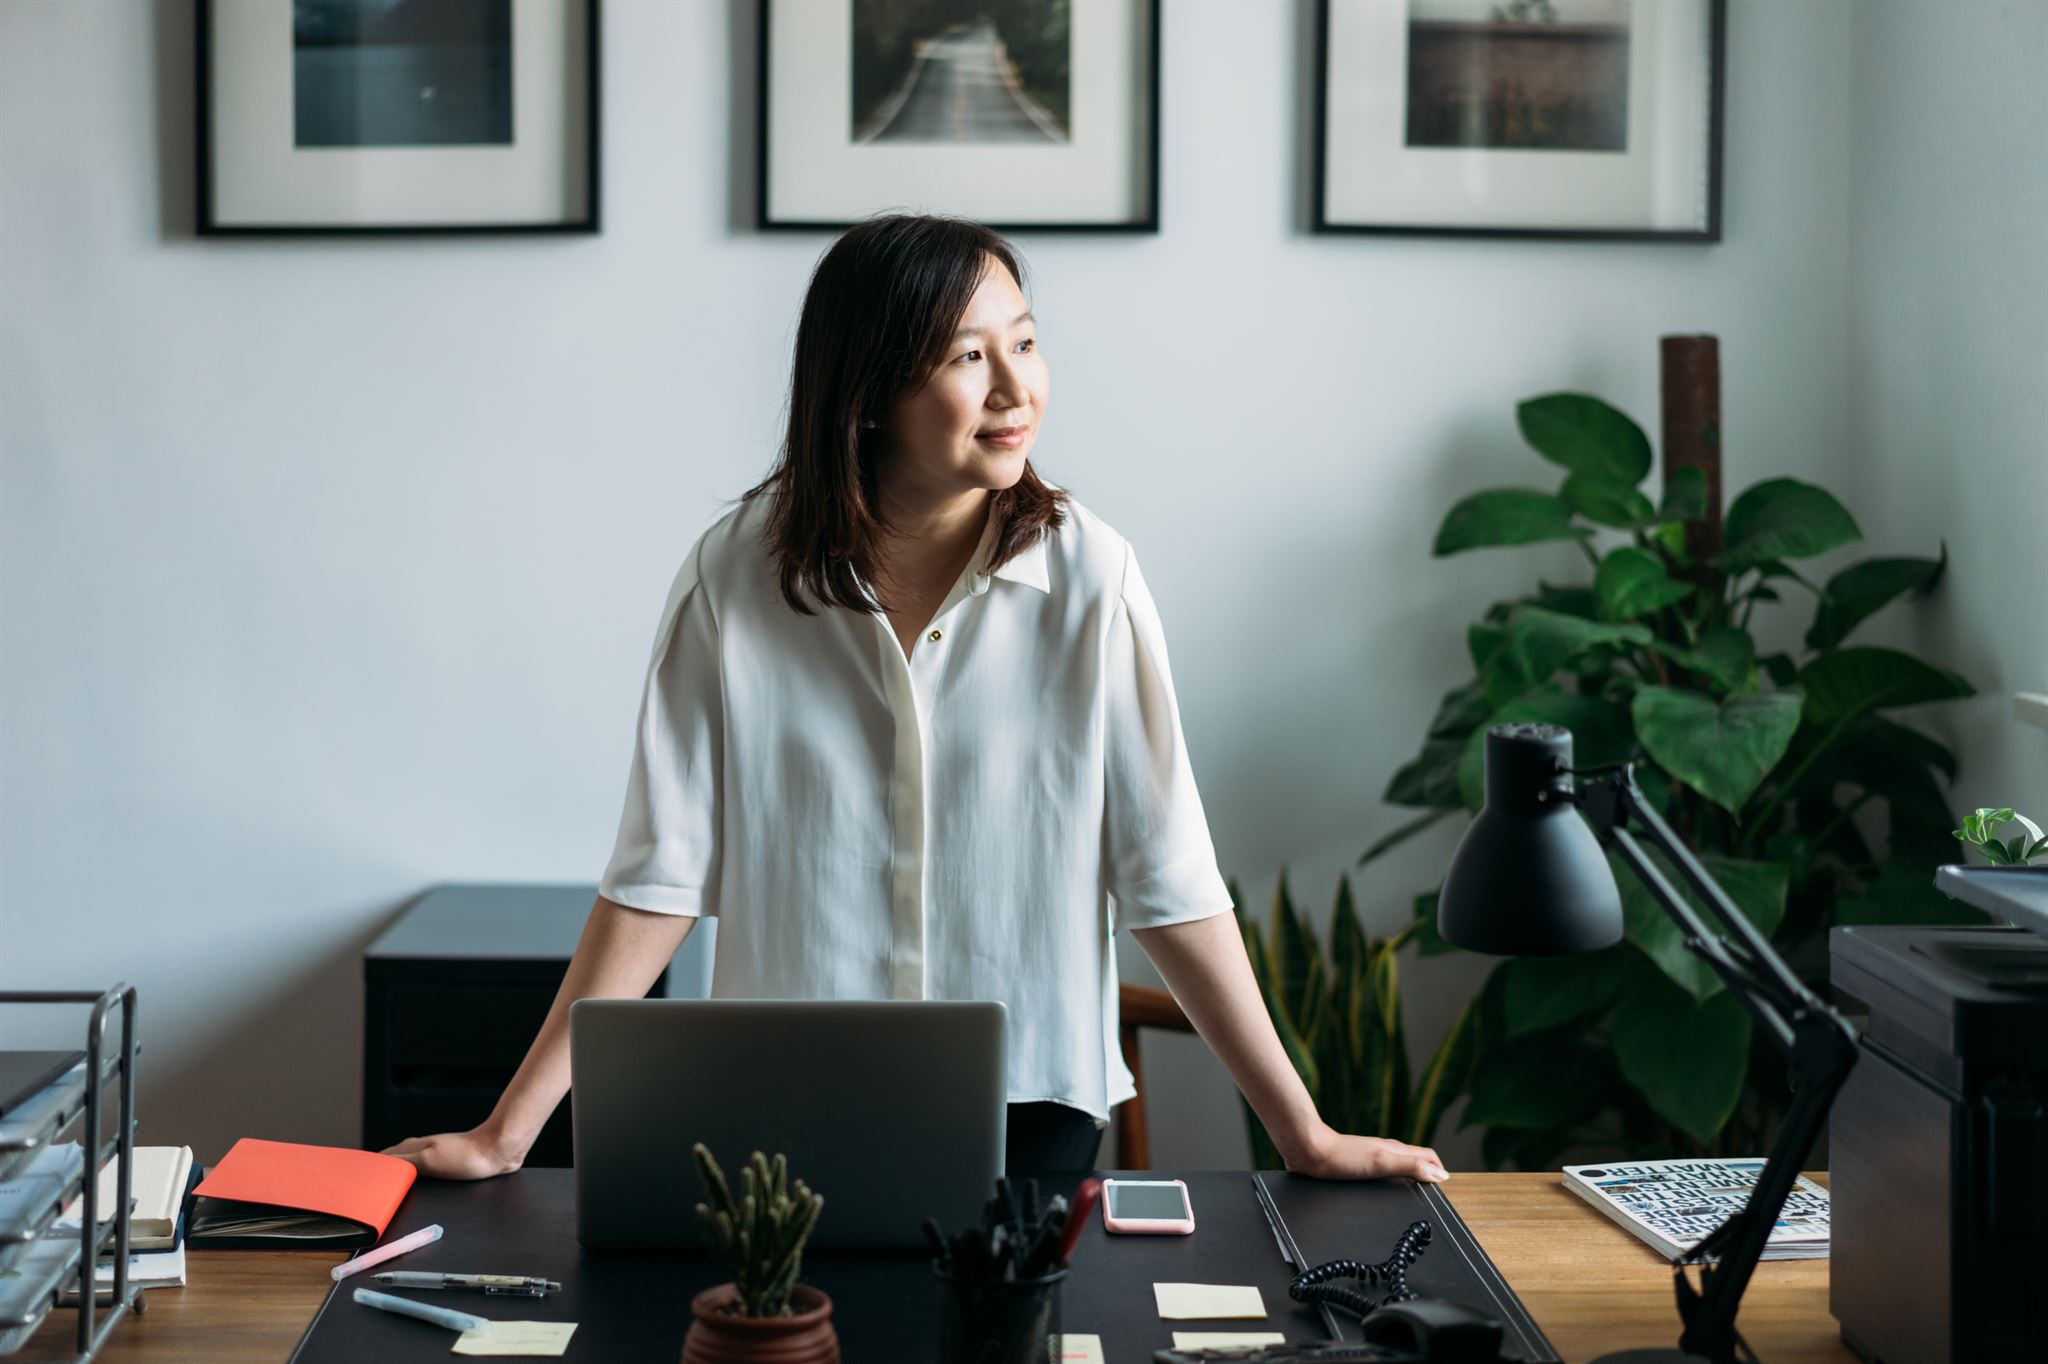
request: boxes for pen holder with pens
[925,1176,1098,1364]
[934,1263,1067,1364]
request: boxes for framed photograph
[1314,0,1725,241]
[198,0,600,235]
[759,0,1159,232]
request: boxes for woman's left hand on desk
[1286,1128,1449,1184]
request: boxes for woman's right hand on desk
[381,1126,525,1180]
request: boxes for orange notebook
[188,1138,416,1249]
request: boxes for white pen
[331,1224,445,1281]
[351,1287,489,1334]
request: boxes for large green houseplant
[1368,391,1983,1170]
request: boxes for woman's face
[882,256,1049,505]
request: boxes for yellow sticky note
[1153,1282,1268,1320]
[1050,1334,1106,1364]
[1173,1332,1287,1349]
[450,1321,579,1357]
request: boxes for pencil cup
[934,1265,1067,1364]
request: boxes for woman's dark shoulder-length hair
[745,213,1068,615]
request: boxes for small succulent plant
[691,1144,824,1318]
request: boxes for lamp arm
[1594,774,1816,1009]
[1606,825,1798,1052]
[1581,770,1860,1364]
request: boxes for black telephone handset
[1359,1298,1508,1363]
[1286,1218,1509,1363]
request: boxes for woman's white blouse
[598,491,1233,1121]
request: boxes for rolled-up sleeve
[1102,544,1233,931]
[598,543,723,917]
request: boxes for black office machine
[1829,871,2048,1364]
[362,884,703,1167]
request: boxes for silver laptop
[569,999,1006,1250]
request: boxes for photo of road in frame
[292,0,514,149]
[1404,0,1630,152]
[851,0,1071,144]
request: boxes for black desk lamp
[1439,723,1859,1364]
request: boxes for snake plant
[1234,874,1479,1169]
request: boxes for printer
[1828,866,2048,1364]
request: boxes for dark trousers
[1005,1101,1102,1177]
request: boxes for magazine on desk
[1562,1158,1829,1262]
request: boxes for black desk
[288,1170,1549,1362]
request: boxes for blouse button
[928,629,943,643]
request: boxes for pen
[351,1287,489,1334]
[373,1272,560,1296]
[331,1224,445,1282]
[1052,1178,1101,1267]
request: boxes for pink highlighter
[1099,1177,1196,1235]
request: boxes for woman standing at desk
[384,215,1449,1186]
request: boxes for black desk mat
[1258,1172,1558,1361]
[280,1170,1550,1362]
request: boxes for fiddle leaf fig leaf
[1806,547,1947,651]
[1632,686,1803,812]
[1563,473,1657,529]
[1502,950,1630,1038]
[1384,736,1466,809]
[1798,647,1974,727]
[1646,626,1756,695]
[1428,681,1495,739]
[1594,546,1695,621]
[1462,1041,1610,1131]
[1613,969,1753,1147]
[1517,393,1653,484]
[1434,489,1580,556]
[1480,607,1650,704]
[1719,479,1862,570]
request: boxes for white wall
[1844,0,2048,836]
[1,0,1861,1170]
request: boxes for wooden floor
[13,1172,1851,1363]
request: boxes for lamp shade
[1438,723,1624,956]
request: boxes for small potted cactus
[681,1144,837,1364]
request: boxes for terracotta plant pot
[681,1283,840,1364]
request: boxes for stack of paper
[50,1144,201,1299]
[61,1145,196,1250]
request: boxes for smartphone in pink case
[1099,1178,1195,1234]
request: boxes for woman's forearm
[482,895,698,1158]
[1129,911,1331,1168]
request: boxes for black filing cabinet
[1829,924,2048,1364]
[364,884,714,1167]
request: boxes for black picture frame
[197,0,602,237]
[756,0,1162,233]
[1311,0,1726,243]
